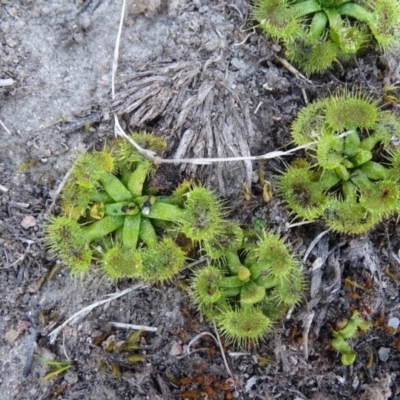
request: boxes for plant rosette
[45,133,225,282]
[253,0,400,74]
[191,228,305,346]
[278,90,400,234]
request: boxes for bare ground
[1,0,400,399]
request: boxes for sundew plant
[45,133,227,282]
[278,90,400,234]
[253,0,400,74]
[191,224,305,345]
[45,132,306,345]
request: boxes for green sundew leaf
[99,172,133,202]
[284,35,338,75]
[138,217,158,248]
[219,276,244,289]
[101,245,142,279]
[277,162,328,220]
[202,222,244,260]
[253,0,300,39]
[255,274,279,289]
[360,161,391,181]
[290,100,327,145]
[316,133,344,170]
[191,266,224,306]
[341,350,356,366]
[104,202,139,216]
[123,214,141,248]
[127,161,152,198]
[126,354,145,363]
[240,281,266,306]
[331,333,352,353]
[343,131,361,158]
[325,91,378,131]
[324,199,379,234]
[145,201,187,223]
[83,215,125,243]
[140,237,186,283]
[217,308,272,346]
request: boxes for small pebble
[5,329,19,343]
[378,347,390,362]
[245,376,257,392]
[387,317,399,331]
[20,215,36,229]
[169,341,183,356]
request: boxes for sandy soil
[1,1,400,399]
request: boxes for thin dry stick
[109,321,158,332]
[0,118,11,135]
[187,331,219,354]
[186,328,233,378]
[0,184,9,192]
[213,321,233,378]
[302,229,330,263]
[48,283,150,344]
[302,311,315,361]
[275,55,312,84]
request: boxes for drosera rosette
[190,226,305,346]
[278,89,400,234]
[253,0,400,75]
[45,132,196,281]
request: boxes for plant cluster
[45,133,224,282]
[45,133,306,345]
[331,311,371,365]
[97,330,145,378]
[191,224,305,345]
[253,0,400,74]
[278,90,400,234]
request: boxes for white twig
[48,283,148,344]
[0,78,14,87]
[0,184,9,192]
[302,229,330,263]
[187,331,219,354]
[186,328,233,377]
[286,220,314,229]
[109,321,157,332]
[0,119,11,135]
[112,0,157,160]
[302,311,315,361]
[275,56,312,84]
[213,321,233,377]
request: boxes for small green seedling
[331,311,371,365]
[191,223,305,346]
[97,330,145,378]
[278,90,400,234]
[45,133,225,282]
[253,0,400,74]
[36,357,72,382]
